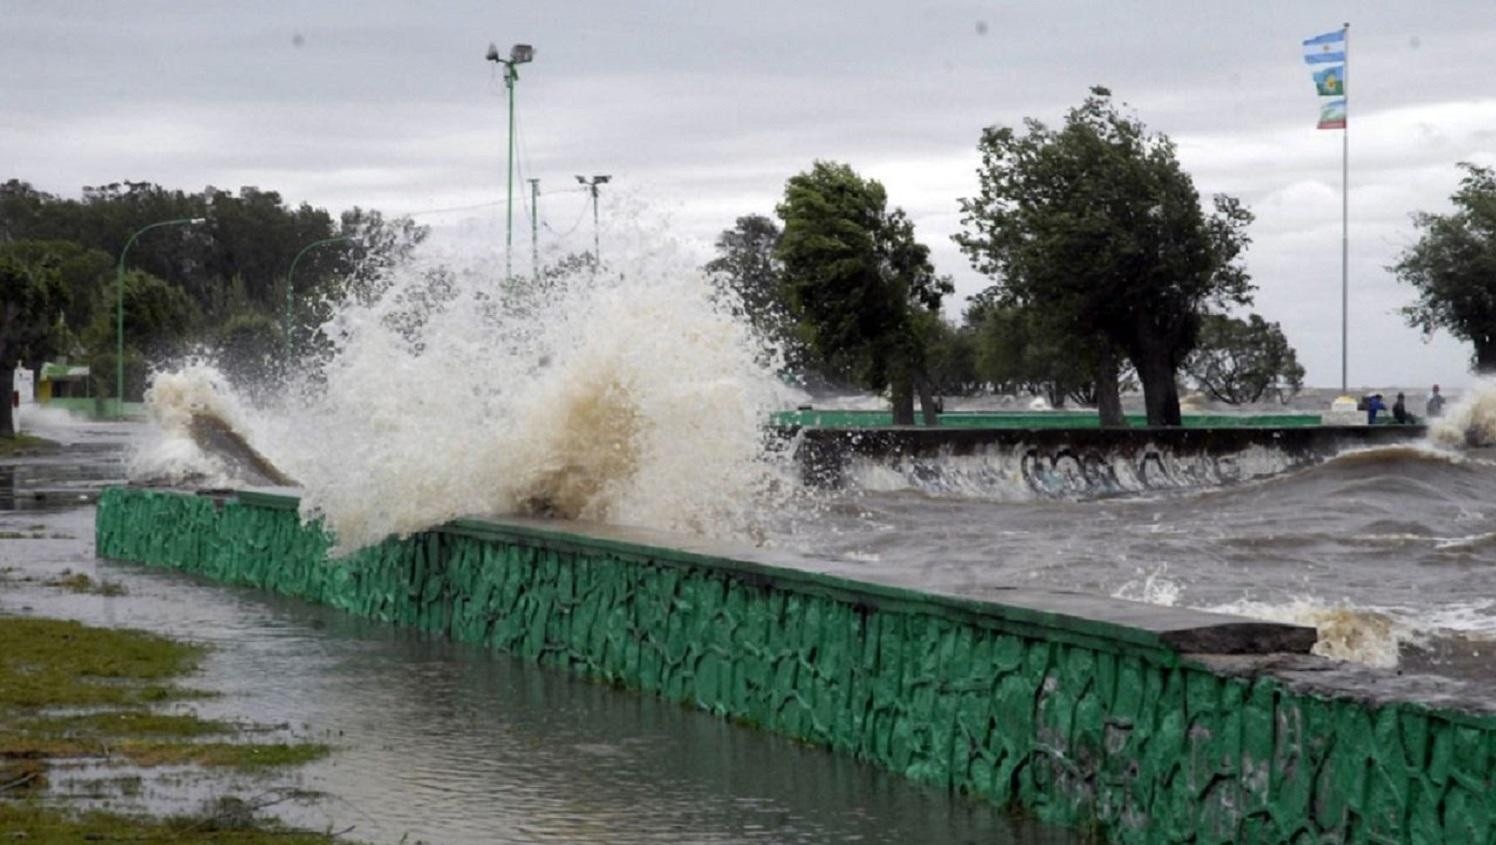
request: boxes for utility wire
[400,199,506,218]
[544,194,592,240]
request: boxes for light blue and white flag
[1303,29,1346,65]
[1304,28,1348,130]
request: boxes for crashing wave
[130,241,798,555]
[1430,380,1496,448]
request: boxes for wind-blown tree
[955,87,1255,426]
[704,214,801,364]
[1184,314,1305,404]
[967,295,1109,408]
[82,270,198,402]
[776,161,953,424]
[0,244,69,436]
[1392,163,1496,371]
[0,240,112,336]
[920,313,982,398]
[0,181,426,354]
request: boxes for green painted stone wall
[96,487,1496,844]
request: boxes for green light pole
[485,42,535,279]
[116,217,205,419]
[286,235,354,359]
[576,175,611,268]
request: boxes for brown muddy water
[0,416,1074,844]
[791,438,1496,677]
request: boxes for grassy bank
[0,433,59,458]
[0,616,355,843]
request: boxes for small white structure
[10,367,35,432]
[1325,394,1362,426]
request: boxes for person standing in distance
[1426,385,1446,418]
[1392,392,1410,424]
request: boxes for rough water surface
[119,245,1496,678]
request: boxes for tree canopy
[0,243,69,434]
[955,87,1254,425]
[704,214,800,364]
[0,179,427,401]
[1183,313,1304,405]
[1392,163,1496,371]
[965,294,1109,408]
[775,161,952,424]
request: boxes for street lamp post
[528,178,540,283]
[286,235,354,359]
[116,217,205,419]
[575,175,611,266]
[485,42,535,279]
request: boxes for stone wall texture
[96,487,1496,844]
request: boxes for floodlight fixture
[485,40,537,278]
[575,176,613,266]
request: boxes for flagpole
[1341,21,1350,394]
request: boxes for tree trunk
[1135,344,1182,426]
[890,371,915,425]
[0,364,14,437]
[1477,340,1496,374]
[1045,382,1066,409]
[1095,344,1126,428]
[915,372,940,426]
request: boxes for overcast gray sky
[6,1,1495,389]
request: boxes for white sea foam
[1430,379,1496,448]
[1111,565,1183,607]
[846,441,1301,501]
[133,236,799,554]
[1108,567,1496,669]
[1204,597,1416,669]
[1200,597,1495,669]
[127,363,249,487]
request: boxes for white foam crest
[14,404,84,430]
[249,239,798,554]
[1327,440,1469,467]
[1108,569,1496,668]
[128,363,248,486]
[845,442,1301,501]
[1203,596,1496,669]
[1111,565,1183,607]
[845,451,1035,501]
[1203,597,1422,669]
[1430,379,1496,448]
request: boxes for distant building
[36,362,91,404]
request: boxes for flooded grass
[0,616,348,841]
[0,801,353,844]
[46,570,128,595]
[21,710,231,737]
[0,617,203,708]
[0,568,129,595]
[0,433,58,458]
